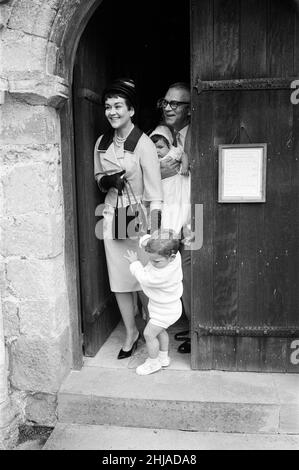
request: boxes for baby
[150,125,189,175]
[150,125,190,234]
[124,230,183,375]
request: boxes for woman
[94,78,163,359]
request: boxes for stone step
[44,423,299,450]
[57,367,299,435]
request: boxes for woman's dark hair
[150,134,170,148]
[102,78,137,111]
[103,91,134,111]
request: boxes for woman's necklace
[113,124,134,147]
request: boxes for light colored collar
[178,125,189,139]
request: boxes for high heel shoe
[117,333,140,360]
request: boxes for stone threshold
[44,422,299,450]
[58,366,299,435]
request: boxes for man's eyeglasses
[157,98,190,111]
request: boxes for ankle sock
[158,350,169,360]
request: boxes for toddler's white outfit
[129,251,183,329]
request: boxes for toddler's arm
[129,261,152,286]
[124,249,155,287]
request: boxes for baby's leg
[144,321,165,359]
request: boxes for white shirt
[176,125,189,150]
[129,252,183,316]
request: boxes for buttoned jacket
[94,126,163,208]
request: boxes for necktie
[176,132,182,148]
[173,131,178,147]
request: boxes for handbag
[112,179,147,239]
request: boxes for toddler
[150,125,190,234]
[124,230,183,375]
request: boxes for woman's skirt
[102,204,148,292]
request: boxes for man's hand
[182,225,195,246]
[124,250,138,263]
[160,157,180,179]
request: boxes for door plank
[191,90,214,370]
[240,0,267,78]
[191,0,299,372]
[212,91,239,371]
[213,0,240,80]
[191,0,214,369]
[211,0,240,371]
[260,338,287,373]
[268,0,295,77]
[73,17,120,356]
[235,0,268,371]
[191,0,214,80]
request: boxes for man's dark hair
[168,82,190,93]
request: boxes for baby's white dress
[160,146,191,234]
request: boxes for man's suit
[180,124,191,322]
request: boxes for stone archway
[0,0,104,446]
[1,0,298,448]
[0,0,104,104]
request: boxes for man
[157,82,191,354]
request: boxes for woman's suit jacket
[94,126,163,208]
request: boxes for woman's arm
[94,135,126,192]
[94,136,107,191]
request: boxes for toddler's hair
[150,134,170,148]
[144,229,180,258]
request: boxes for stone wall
[0,0,87,431]
[0,95,72,426]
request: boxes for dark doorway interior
[72,0,190,356]
[88,0,190,131]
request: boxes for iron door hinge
[195,77,296,94]
[195,324,299,338]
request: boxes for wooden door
[191,0,299,372]
[73,14,120,356]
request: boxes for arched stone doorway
[0,0,190,440]
[1,0,299,447]
[0,0,191,415]
[71,0,190,356]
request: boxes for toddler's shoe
[136,358,162,375]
